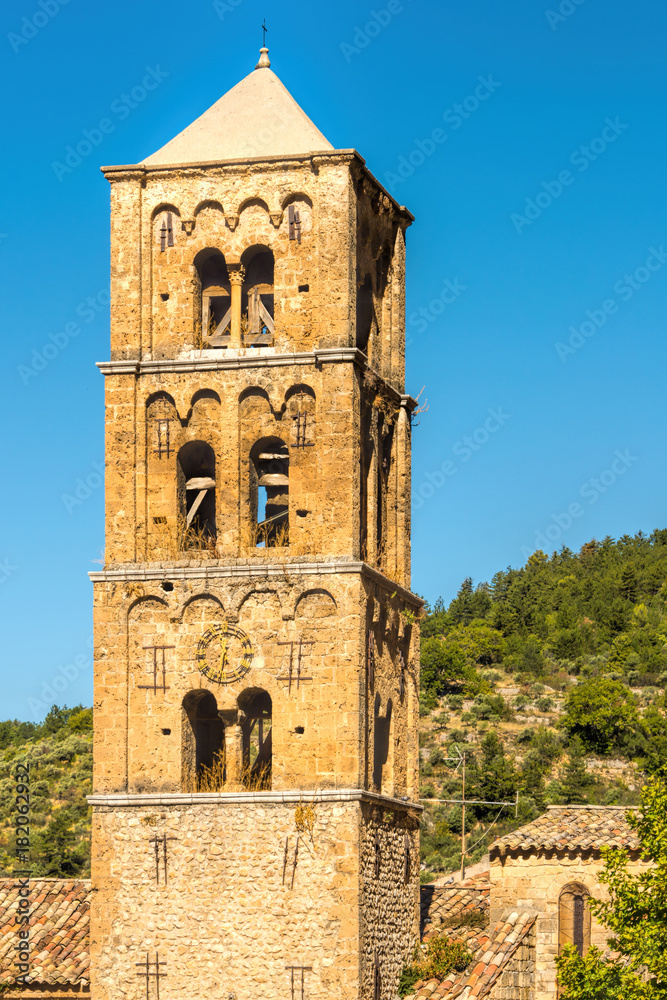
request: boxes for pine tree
[561,736,591,804]
[474,732,517,819]
[620,566,638,602]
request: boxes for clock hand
[218,637,228,676]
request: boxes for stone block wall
[91,567,420,801]
[490,852,645,1000]
[104,154,410,380]
[89,793,420,1000]
[101,356,412,581]
[487,923,536,1000]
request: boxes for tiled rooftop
[0,879,90,986]
[405,910,535,1000]
[490,806,638,858]
[420,872,490,940]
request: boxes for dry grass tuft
[181,755,271,793]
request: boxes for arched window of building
[182,691,225,790]
[197,250,231,345]
[238,689,272,789]
[559,883,591,957]
[250,437,289,546]
[241,246,274,345]
[177,441,216,546]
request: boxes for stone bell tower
[89,46,421,1000]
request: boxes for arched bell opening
[249,437,289,547]
[182,690,225,791]
[241,246,275,345]
[196,249,231,345]
[238,688,272,789]
[177,441,216,549]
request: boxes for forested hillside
[0,706,92,877]
[418,529,667,879]
[1,530,665,882]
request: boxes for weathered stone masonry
[90,50,420,1000]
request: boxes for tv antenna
[421,743,518,880]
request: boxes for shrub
[398,937,473,996]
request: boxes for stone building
[407,805,644,1000]
[86,45,422,1000]
[0,807,643,999]
[0,43,648,1000]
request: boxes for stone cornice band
[87,788,423,811]
[96,348,417,409]
[88,559,422,607]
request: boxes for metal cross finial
[262,19,268,46]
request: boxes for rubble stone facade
[89,52,421,1000]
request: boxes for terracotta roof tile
[405,909,535,1000]
[490,806,638,858]
[421,872,490,939]
[0,879,90,986]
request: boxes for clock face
[196,623,254,684]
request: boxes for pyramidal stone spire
[142,47,333,166]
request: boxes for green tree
[562,678,640,756]
[420,636,466,702]
[473,732,518,819]
[619,566,638,602]
[640,708,667,777]
[67,708,93,733]
[448,578,492,625]
[33,809,82,876]
[560,736,592,804]
[520,751,546,811]
[557,775,667,1000]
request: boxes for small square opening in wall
[161,581,174,592]
[298,284,309,293]
[295,726,305,734]
[161,729,171,736]
[160,293,169,301]
[296,509,308,518]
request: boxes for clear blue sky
[1,0,665,720]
